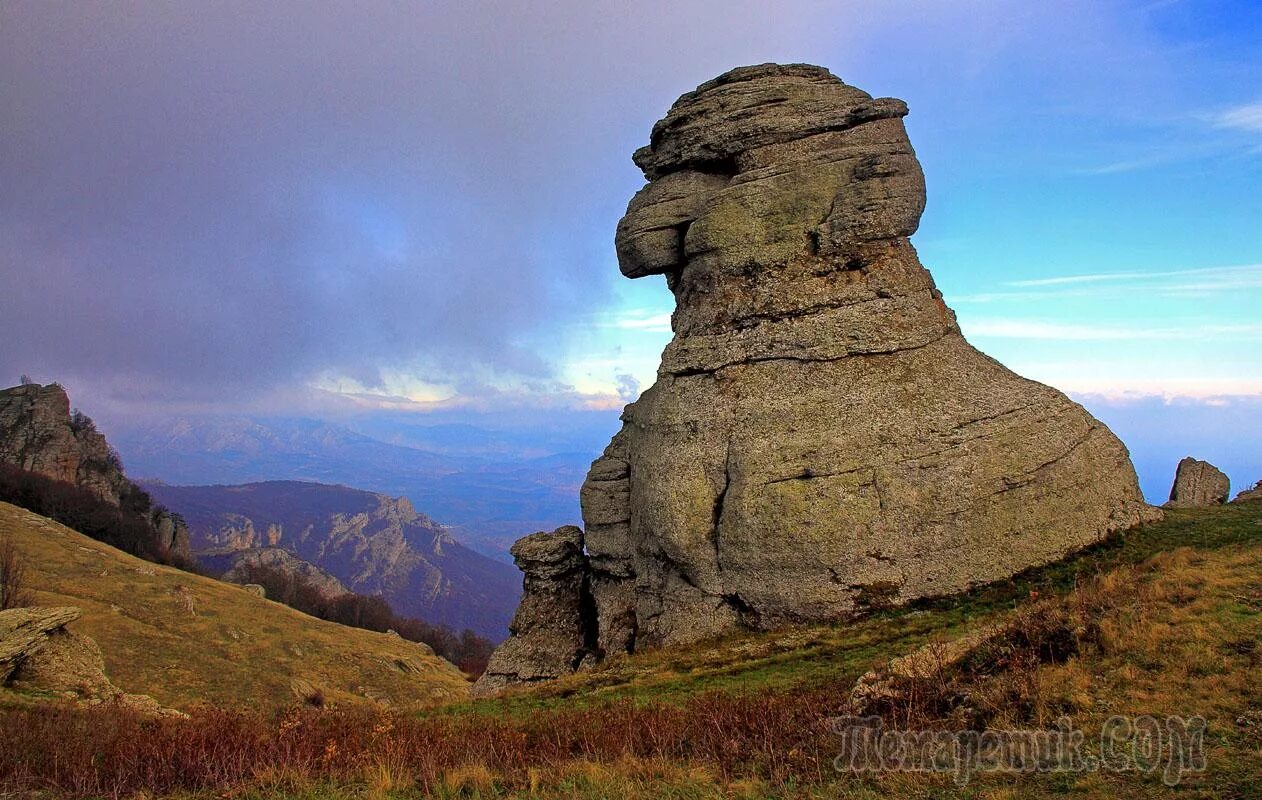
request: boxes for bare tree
[0,533,34,610]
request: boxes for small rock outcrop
[0,382,191,561]
[1167,457,1230,507]
[220,547,348,598]
[478,63,1156,693]
[1231,480,1262,504]
[473,527,591,695]
[0,607,84,683]
[1,606,179,715]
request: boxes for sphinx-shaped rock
[478,63,1156,693]
[1167,457,1230,507]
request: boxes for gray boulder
[1167,457,1230,507]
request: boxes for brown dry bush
[0,531,34,610]
[0,682,845,798]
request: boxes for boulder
[0,606,82,683]
[479,63,1157,692]
[1167,457,1230,507]
[1,606,179,714]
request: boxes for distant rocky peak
[0,381,192,561]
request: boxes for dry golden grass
[0,501,470,711]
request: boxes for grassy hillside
[0,501,470,711]
[2,500,1259,799]
[483,499,1262,715]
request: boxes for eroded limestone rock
[1167,457,1230,507]
[478,63,1157,693]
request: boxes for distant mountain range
[144,480,521,640]
[113,414,615,557]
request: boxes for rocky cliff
[0,383,129,505]
[145,480,520,639]
[476,64,1157,693]
[0,383,190,559]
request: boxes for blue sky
[2,1,1260,497]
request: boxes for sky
[2,0,1261,497]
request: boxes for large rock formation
[475,63,1155,693]
[1167,457,1230,507]
[0,382,191,560]
[0,383,129,505]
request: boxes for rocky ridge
[476,64,1157,693]
[146,480,520,639]
[0,383,190,559]
[218,546,348,597]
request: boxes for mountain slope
[144,480,521,640]
[0,501,469,710]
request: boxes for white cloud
[1216,101,1262,133]
[1007,264,1262,287]
[952,264,1262,303]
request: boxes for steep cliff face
[0,383,190,560]
[145,481,520,639]
[476,64,1158,693]
[0,383,129,505]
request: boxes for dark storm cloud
[0,1,834,404]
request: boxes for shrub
[0,531,34,610]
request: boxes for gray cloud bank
[0,1,835,406]
[2,1,1248,413]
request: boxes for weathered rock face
[473,527,591,695]
[1233,481,1262,504]
[0,383,128,505]
[0,383,192,561]
[1167,457,1230,507]
[479,63,1156,692]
